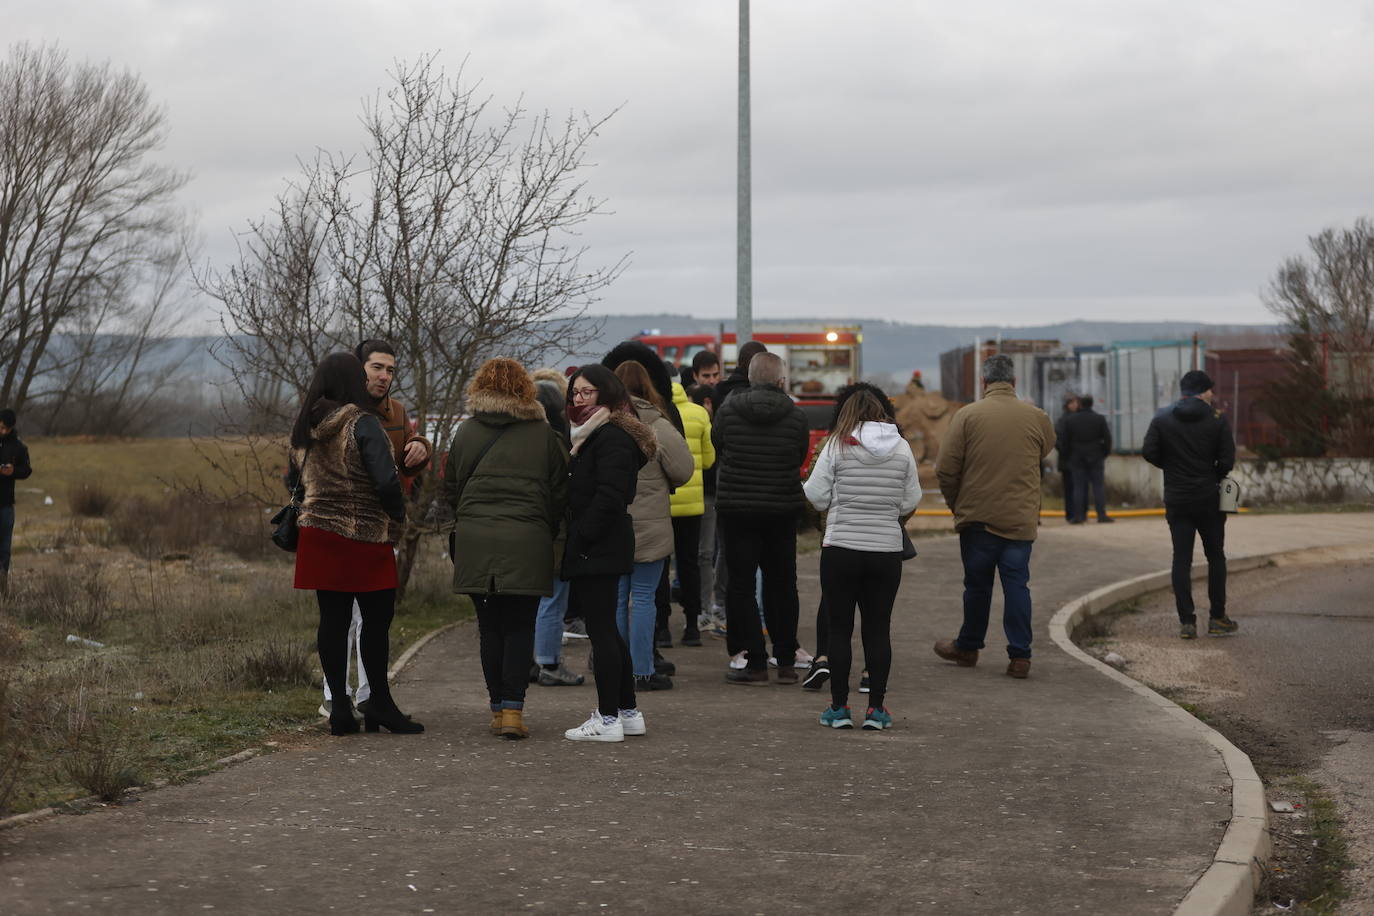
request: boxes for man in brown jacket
[933,354,1055,678]
[318,339,434,718]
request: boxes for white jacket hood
[856,421,904,457]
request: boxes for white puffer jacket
[803,421,921,552]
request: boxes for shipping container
[938,339,1062,404]
[1106,340,1204,452]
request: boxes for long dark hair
[566,364,633,415]
[290,352,375,448]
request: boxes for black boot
[681,623,702,647]
[358,695,424,734]
[330,697,360,736]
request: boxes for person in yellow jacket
[657,379,716,646]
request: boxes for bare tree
[0,43,189,412]
[1263,218,1374,455]
[198,56,622,592]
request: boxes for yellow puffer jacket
[669,383,716,517]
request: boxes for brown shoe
[489,710,503,736]
[726,667,770,686]
[933,639,979,667]
[1006,658,1031,679]
[499,708,529,740]
[774,666,799,685]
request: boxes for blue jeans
[534,576,570,665]
[956,527,1034,659]
[617,559,666,677]
[0,504,13,573]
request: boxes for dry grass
[68,482,119,518]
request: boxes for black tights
[317,589,395,710]
[570,573,636,717]
[819,547,901,710]
[473,594,538,708]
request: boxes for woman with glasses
[560,365,659,742]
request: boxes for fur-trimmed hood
[602,340,684,433]
[466,388,547,423]
[607,409,658,461]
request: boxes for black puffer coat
[562,414,655,579]
[1142,396,1236,506]
[711,383,810,516]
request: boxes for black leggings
[473,594,539,707]
[570,573,636,717]
[819,546,902,710]
[656,515,704,630]
[316,589,395,708]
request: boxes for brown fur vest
[295,404,400,544]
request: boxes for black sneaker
[1207,616,1239,636]
[654,626,674,649]
[681,626,702,647]
[636,673,673,691]
[801,663,831,690]
[529,662,541,684]
[1179,623,1198,640]
[653,651,676,676]
[859,670,870,694]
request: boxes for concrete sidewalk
[3,512,1373,915]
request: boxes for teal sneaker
[862,707,893,730]
[818,705,853,729]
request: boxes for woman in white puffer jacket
[803,388,920,731]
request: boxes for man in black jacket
[713,340,768,407]
[1055,394,1080,522]
[0,408,34,596]
[1142,370,1238,639]
[712,352,810,685]
[1061,395,1114,524]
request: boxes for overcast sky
[12,1,1374,330]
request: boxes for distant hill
[567,314,1281,389]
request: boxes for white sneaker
[767,650,814,670]
[729,651,748,670]
[619,708,646,737]
[564,710,625,743]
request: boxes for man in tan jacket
[933,354,1055,679]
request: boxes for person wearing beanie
[1142,369,1238,639]
[0,407,32,596]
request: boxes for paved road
[3,514,1373,915]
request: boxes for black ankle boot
[329,698,360,736]
[357,697,424,734]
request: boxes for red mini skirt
[294,525,398,592]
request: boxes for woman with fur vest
[289,352,420,737]
[612,361,694,690]
[561,365,658,742]
[446,358,569,740]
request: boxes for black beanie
[1179,370,1214,397]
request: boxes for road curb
[0,619,466,833]
[1046,546,1374,916]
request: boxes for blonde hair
[530,367,567,396]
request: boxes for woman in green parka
[446,357,569,739]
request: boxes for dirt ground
[1086,549,1374,913]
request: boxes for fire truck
[635,324,863,470]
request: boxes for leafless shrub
[12,568,113,635]
[240,637,314,690]
[55,685,140,802]
[110,495,275,561]
[0,619,34,815]
[69,482,119,518]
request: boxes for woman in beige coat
[613,361,694,689]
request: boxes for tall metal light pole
[736,0,753,346]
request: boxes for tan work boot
[499,708,529,740]
[489,710,503,736]
[933,639,979,667]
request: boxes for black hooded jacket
[1142,396,1236,506]
[0,428,32,508]
[1061,407,1112,467]
[711,383,809,516]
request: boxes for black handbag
[270,448,310,552]
[900,529,918,561]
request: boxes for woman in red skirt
[289,352,422,736]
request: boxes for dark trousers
[956,527,1034,659]
[473,594,539,708]
[656,514,703,630]
[820,546,901,710]
[721,513,800,671]
[570,573,636,717]
[1165,499,1227,624]
[1071,460,1107,521]
[316,588,395,709]
[1060,469,1077,521]
[0,504,13,573]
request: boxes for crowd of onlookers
[281,337,1240,743]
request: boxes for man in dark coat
[1054,394,1080,522]
[0,408,32,596]
[713,340,768,407]
[1061,394,1114,524]
[1143,370,1238,639]
[711,352,810,685]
